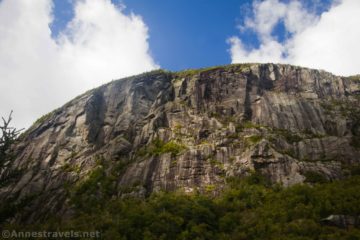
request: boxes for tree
[0,111,22,166]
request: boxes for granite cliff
[1,63,360,223]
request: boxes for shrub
[246,135,263,144]
[138,139,187,158]
[304,171,328,184]
[273,128,303,143]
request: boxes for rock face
[1,63,360,222]
[321,215,360,229]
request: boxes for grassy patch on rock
[137,139,187,158]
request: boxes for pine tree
[0,111,22,166]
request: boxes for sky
[0,0,359,130]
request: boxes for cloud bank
[229,0,360,76]
[0,0,158,129]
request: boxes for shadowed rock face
[1,63,360,222]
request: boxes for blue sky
[50,0,332,71]
[121,0,252,71]
[1,0,359,129]
[51,0,251,71]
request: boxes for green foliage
[352,136,360,149]
[350,110,360,150]
[70,166,109,211]
[208,158,224,169]
[209,111,221,119]
[0,194,38,224]
[350,165,360,176]
[342,164,360,177]
[161,141,187,156]
[273,128,303,143]
[318,98,360,149]
[243,121,263,129]
[33,112,53,125]
[0,111,23,166]
[350,112,360,149]
[25,107,61,133]
[0,169,22,188]
[303,171,328,184]
[300,155,335,163]
[173,124,182,132]
[137,139,187,158]
[175,64,253,78]
[273,127,326,142]
[321,98,360,120]
[61,163,81,174]
[68,156,129,212]
[348,75,360,82]
[246,135,263,145]
[5,174,360,239]
[320,101,334,115]
[235,123,244,133]
[245,171,270,186]
[175,68,203,78]
[20,108,62,140]
[205,184,216,193]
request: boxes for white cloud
[0,0,158,129]
[229,0,360,76]
[243,0,287,41]
[228,37,285,63]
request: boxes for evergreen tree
[0,111,22,166]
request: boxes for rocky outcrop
[321,215,360,229]
[0,63,359,222]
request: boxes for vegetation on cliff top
[174,63,253,78]
[348,74,360,82]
